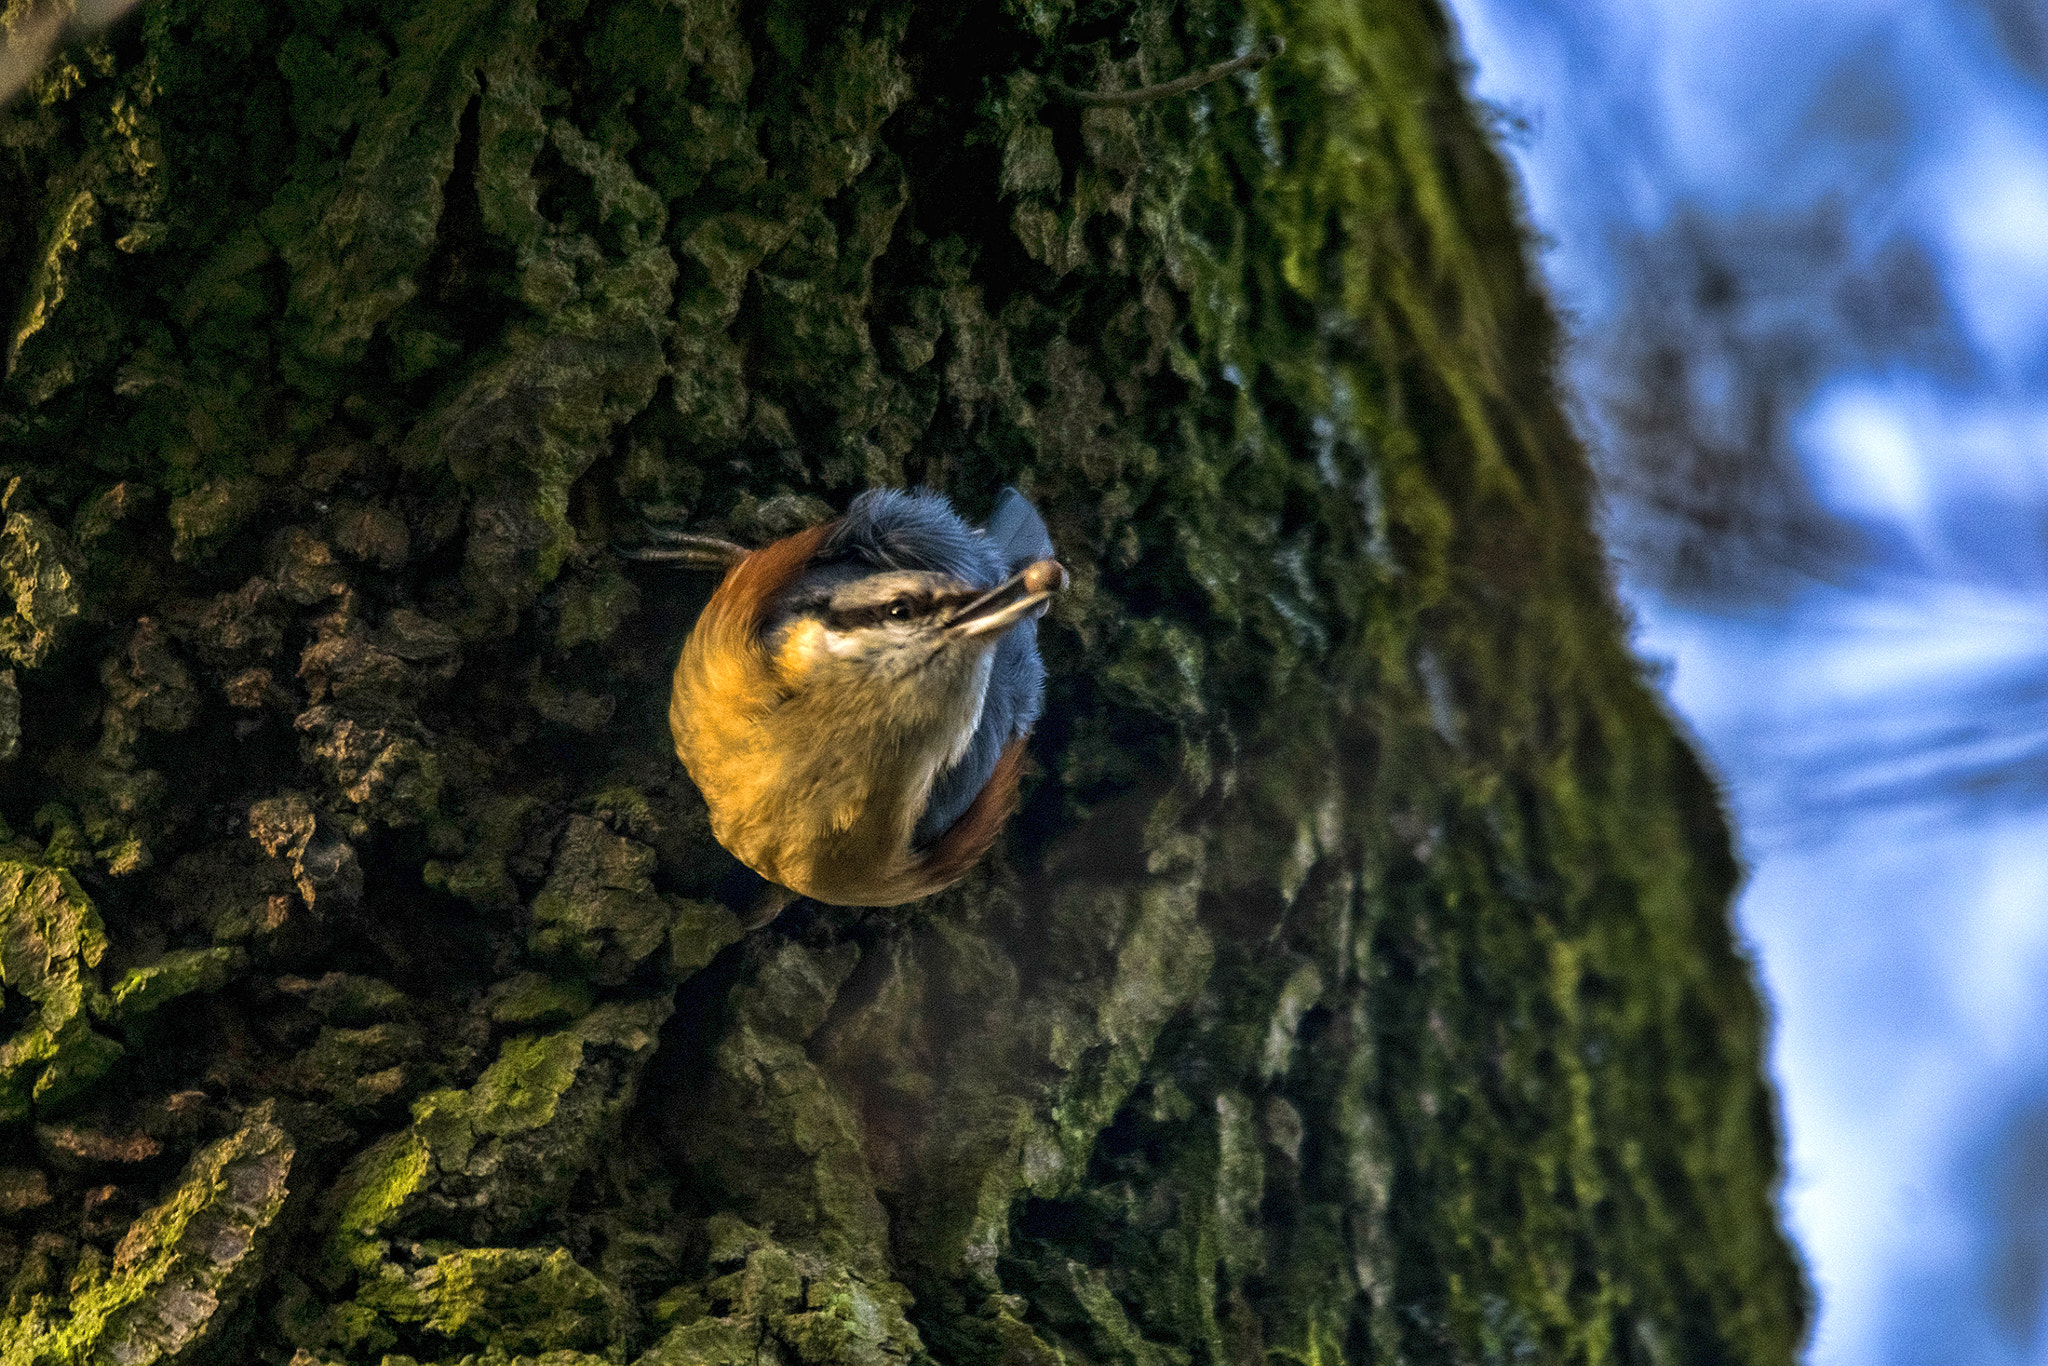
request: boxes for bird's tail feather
[984,487,1055,570]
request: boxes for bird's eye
[887,598,910,620]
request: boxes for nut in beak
[946,559,1068,638]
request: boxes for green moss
[552,563,642,650]
[640,1220,923,1366]
[413,1246,624,1356]
[325,1130,437,1278]
[667,940,932,1283]
[164,475,264,560]
[424,793,542,913]
[324,1238,626,1359]
[488,972,598,1028]
[668,898,744,980]
[0,860,120,1122]
[0,1112,294,1366]
[0,499,83,670]
[307,1000,669,1353]
[271,0,509,370]
[529,815,674,984]
[1054,1260,1190,1366]
[282,971,410,1025]
[289,1021,427,1113]
[105,946,243,1022]
[6,191,101,407]
[467,1030,588,1137]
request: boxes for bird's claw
[617,512,750,570]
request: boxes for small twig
[1047,36,1284,107]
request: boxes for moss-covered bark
[0,1,1805,1363]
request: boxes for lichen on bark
[0,0,1804,1363]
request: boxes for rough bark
[0,1,1806,1364]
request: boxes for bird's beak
[945,559,1068,638]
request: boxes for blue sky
[1441,1,2048,1362]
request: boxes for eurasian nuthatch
[653,488,1065,910]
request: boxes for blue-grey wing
[911,487,1053,847]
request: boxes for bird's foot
[617,504,749,569]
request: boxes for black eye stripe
[825,599,915,631]
[824,605,889,631]
[818,589,978,632]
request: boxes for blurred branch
[1591,201,1967,604]
[1047,37,1284,105]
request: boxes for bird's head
[766,558,1067,699]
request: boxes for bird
[636,488,1065,918]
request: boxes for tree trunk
[0,1,1805,1364]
